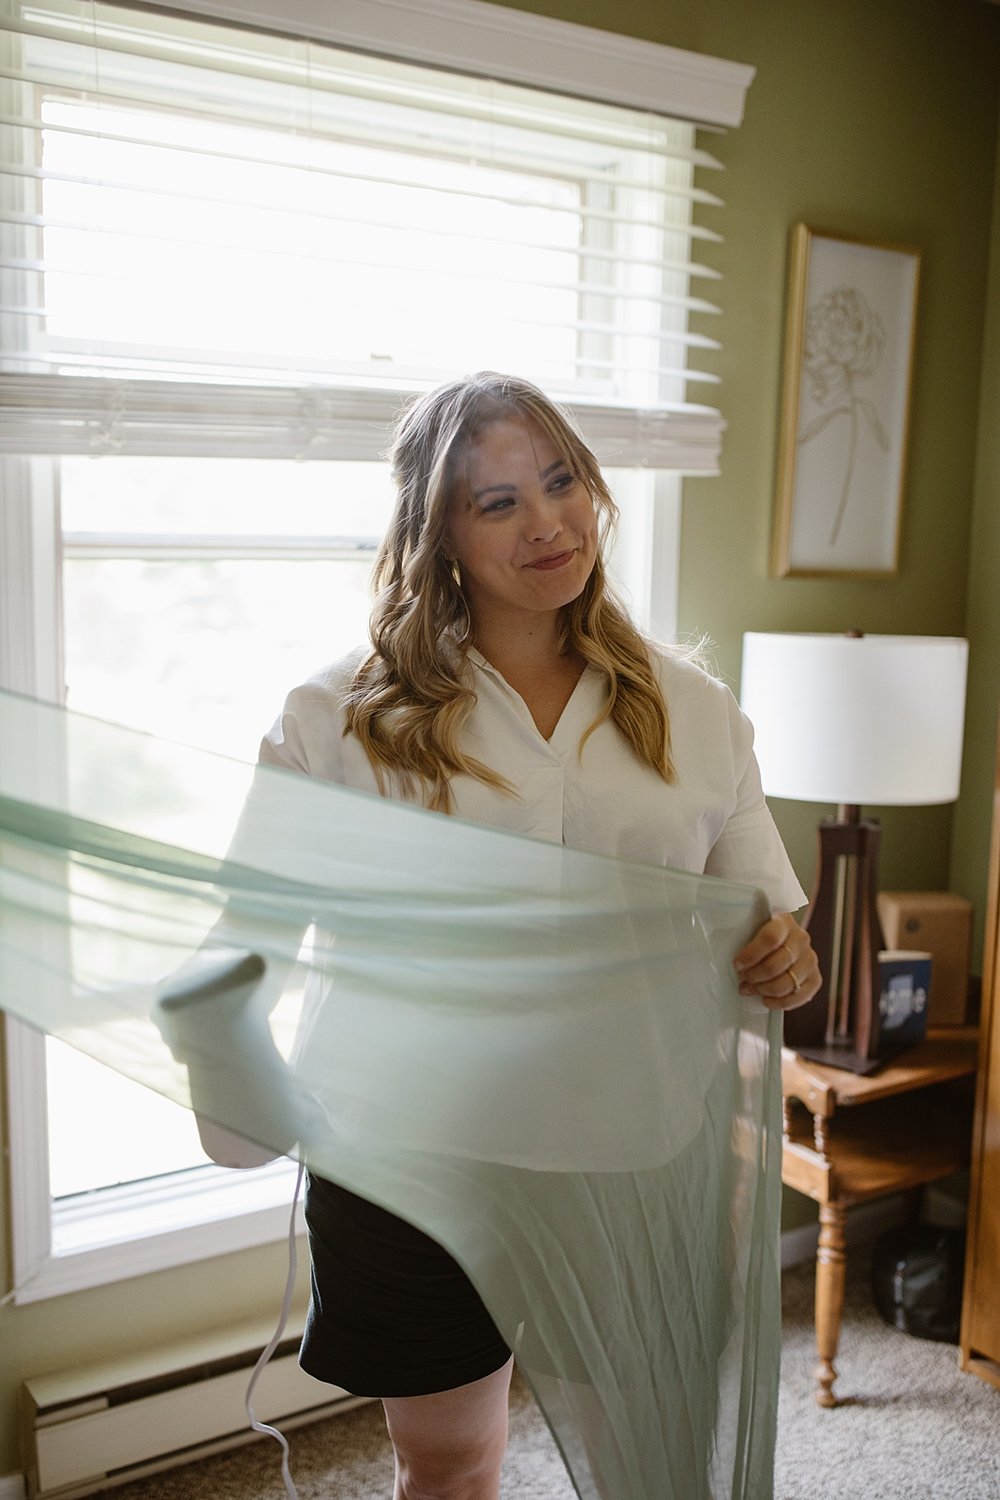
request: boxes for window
[51,457,391,1206]
[0,0,752,1300]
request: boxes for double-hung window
[0,0,753,1301]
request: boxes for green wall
[2,0,999,1476]
[670,0,1000,914]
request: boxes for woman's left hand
[733,912,820,1011]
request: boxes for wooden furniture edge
[781,1035,978,1114]
[959,1354,1000,1392]
[959,710,1000,1376]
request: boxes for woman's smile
[525,549,576,571]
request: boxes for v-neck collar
[467,648,603,749]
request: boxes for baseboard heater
[21,1313,368,1499]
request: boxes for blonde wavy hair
[344,371,675,811]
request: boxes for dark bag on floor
[872,1224,966,1344]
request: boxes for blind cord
[245,1158,307,1500]
[0,1248,51,1306]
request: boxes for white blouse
[260,645,805,914]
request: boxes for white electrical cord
[5,1163,309,1491]
[245,1158,307,1500]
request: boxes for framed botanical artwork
[771,225,920,577]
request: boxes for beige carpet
[108,1247,1000,1500]
[775,1245,999,1500]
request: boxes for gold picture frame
[771,225,920,578]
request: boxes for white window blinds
[0,0,748,470]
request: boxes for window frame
[1,0,741,1303]
[170,0,755,128]
[2,455,679,1304]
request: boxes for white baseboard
[780,1194,909,1270]
[0,1473,26,1500]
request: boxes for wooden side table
[781,1029,978,1407]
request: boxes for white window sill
[15,1158,303,1304]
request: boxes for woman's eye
[482,496,515,514]
[549,472,575,493]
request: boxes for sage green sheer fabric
[0,688,783,1500]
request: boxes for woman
[260,371,820,1500]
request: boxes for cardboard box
[876,891,972,1026]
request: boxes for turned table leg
[814,1201,847,1407]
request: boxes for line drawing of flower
[799,286,889,546]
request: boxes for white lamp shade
[740,633,968,806]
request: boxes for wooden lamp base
[783,808,886,1074]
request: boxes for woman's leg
[382,1355,514,1500]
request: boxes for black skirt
[300,1172,512,1397]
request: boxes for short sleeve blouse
[260,645,806,914]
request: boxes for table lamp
[740,632,968,1073]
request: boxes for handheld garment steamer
[157,948,302,1167]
